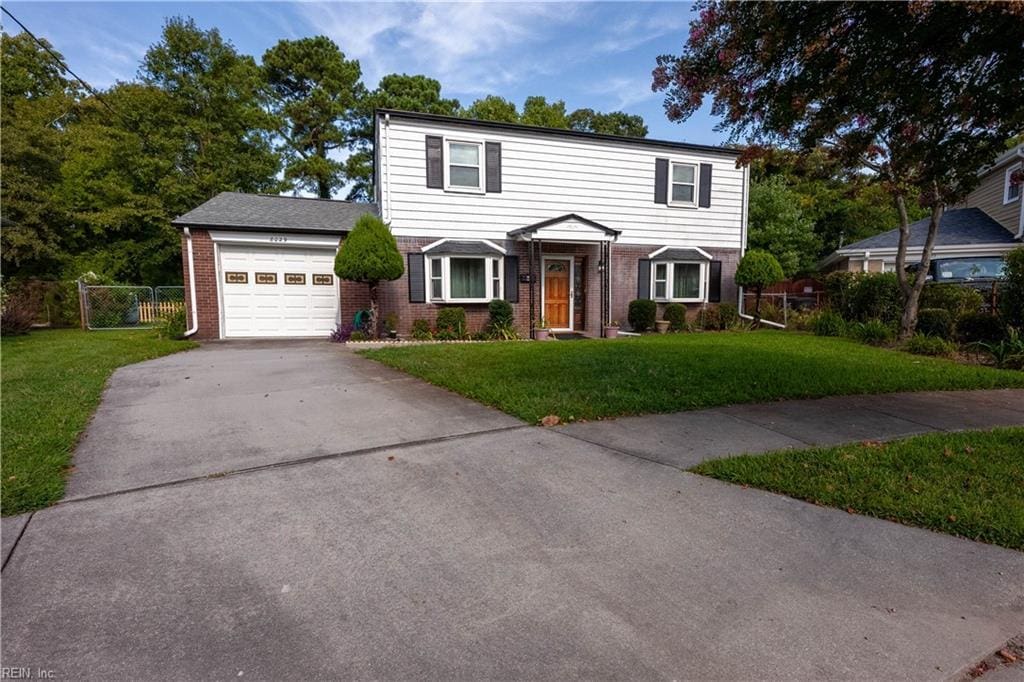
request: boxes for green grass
[692,428,1024,550]
[1,329,196,515]
[360,331,1024,422]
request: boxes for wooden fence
[137,301,184,323]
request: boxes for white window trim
[426,254,503,303]
[444,138,485,194]
[667,161,698,208]
[651,260,707,303]
[1004,163,1022,204]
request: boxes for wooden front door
[544,259,571,329]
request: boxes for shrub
[904,334,957,357]
[349,330,369,342]
[157,307,187,339]
[968,329,1024,370]
[956,312,1005,345]
[384,312,399,332]
[0,285,36,335]
[334,214,405,337]
[849,272,902,324]
[698,306,721,331]
[823,271,856,319]
[718,303,739,329]
[628,299,657,332]
[848,319,894,345]
[486,298,514,338]
[915,308,953,339]
[435,307,466,332]
[811,310,846,337]
[664,303,687,331]
[1000,247,1024,328]
[329,323,355,342]
[411,319,432,340]
[757,300,783,324]
[919,283,984,319]
[735,250,784,320]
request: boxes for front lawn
[692,428,1024,550]
[1,329,195,515]
[360,331,1024,423]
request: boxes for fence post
[783,291,788,326]
[77,279,88,330]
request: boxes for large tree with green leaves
[747,176,820,278]
[568,108,648,137]
[263,36,363,198]
[461,95,519,123]
[520,95,568,128]
[654,2,1024,338]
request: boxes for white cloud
[585,75,658,111]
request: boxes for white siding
[379,117,746,249]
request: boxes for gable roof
[508,213,621,239]
[172,192,378,234]
[377,109,742,158]
[840,208,1017,251]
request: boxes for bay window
[652,261,706,302]
[427,255,503,303]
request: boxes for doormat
[553,332,589,340]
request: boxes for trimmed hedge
[956,312,1005,344]
[435,307,466,332]
[916,308,953,340]
[628,299,657,332]
[664,303,687,331]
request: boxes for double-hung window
[669,162,697,207]
[652,261,706,302]
[446,140,483,191]
[427,255,503,303]
[1005,164,1022,204]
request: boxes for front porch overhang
[508,213,621,243]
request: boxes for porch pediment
[508,214,620,242]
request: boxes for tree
[263,36,364,198]
[654,2,1024,339]
[462,95,519,123]
[520,96,568,128]
[735,250,784,324]
[999,247,1024,330]
[568,108,648,137]
[334,214,404,337]
[747,176,820,277]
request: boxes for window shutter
[654,159,668,204]
[408,253,426,302]
[708,260,722,302]
[698,163,713,208]
[503,255,519,302]
[425,136,443,189]
[637,259,652,299]
[485,142,502,193]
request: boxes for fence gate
[82,284,186,330]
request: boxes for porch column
[528,239,535,339]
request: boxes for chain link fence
[82,284,186,330]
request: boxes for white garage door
[218,244,339,338]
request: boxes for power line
[1,5,119,118]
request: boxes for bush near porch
[360,331,1024,423]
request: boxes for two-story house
[172,110,748,339]
[820,144,1023,277]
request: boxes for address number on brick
[269,236,288,243]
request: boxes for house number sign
[269,236,288,243]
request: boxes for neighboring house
[174,109,748,339]
[819,144,1023,276]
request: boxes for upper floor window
[652,261,706,302]
[427,255,502,303]
[1005,164,1022,204]
[669,162,697,207]
[446,140,483,192]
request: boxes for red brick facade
[180,229,220,340]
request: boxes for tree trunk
[753,286,763,327]
[316,139,330,199]
[897,202,943,340]
[367,281,379,339]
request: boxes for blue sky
[4,1,728,146]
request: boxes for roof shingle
[842,208,1016,251]
[172,192,377,234]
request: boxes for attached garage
[172,192,376,340]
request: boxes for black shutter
[637,259,652,299]
[408,253,426,302]
[485,142,502,193]
[503,254,518,302]
[698,163,713,208]
[654,158,669,204]
[708,260,722,302]
[425,136,443,189]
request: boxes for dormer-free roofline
[376,109,743,158]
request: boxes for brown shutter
[425,136,443,189]
[637,259,652,299]
[708,260,722,302]
[485,142,502,193]
[654,159,668,204]
[698,163,713,208]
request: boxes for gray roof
[423,240,504,256]
[172,192,378,234]
[651,248,710,261]
[843,208,1016,251]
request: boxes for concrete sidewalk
[560,389,1024,470]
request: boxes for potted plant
[384,312,399,339]
[655,319,670,334]
[534,318,551,341]
[604,320,620,338]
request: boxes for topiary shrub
[699,306,721,331]
[903,333,956,357]
[735,250,784,322]
[628,299,657,332]
[411,319,432,340]
[1000,247,1024,328]
[664,303,687,331]
[718,303,739,329]
[435,307,466,333]
[847,318,894,345]
[915,308,953,339]
[334,214,404,338]
[487,299,513,327]
[919,283,984,319]
[956,312,1005,345]
[811,310,845,337]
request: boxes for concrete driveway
[3,341,1022,680]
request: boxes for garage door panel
[219,244,339,338]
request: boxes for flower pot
[535,329,550,341]
[387,330,397,339]
[655,320,670,334]
[604,326,620,339]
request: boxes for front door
[544,258,571,329]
